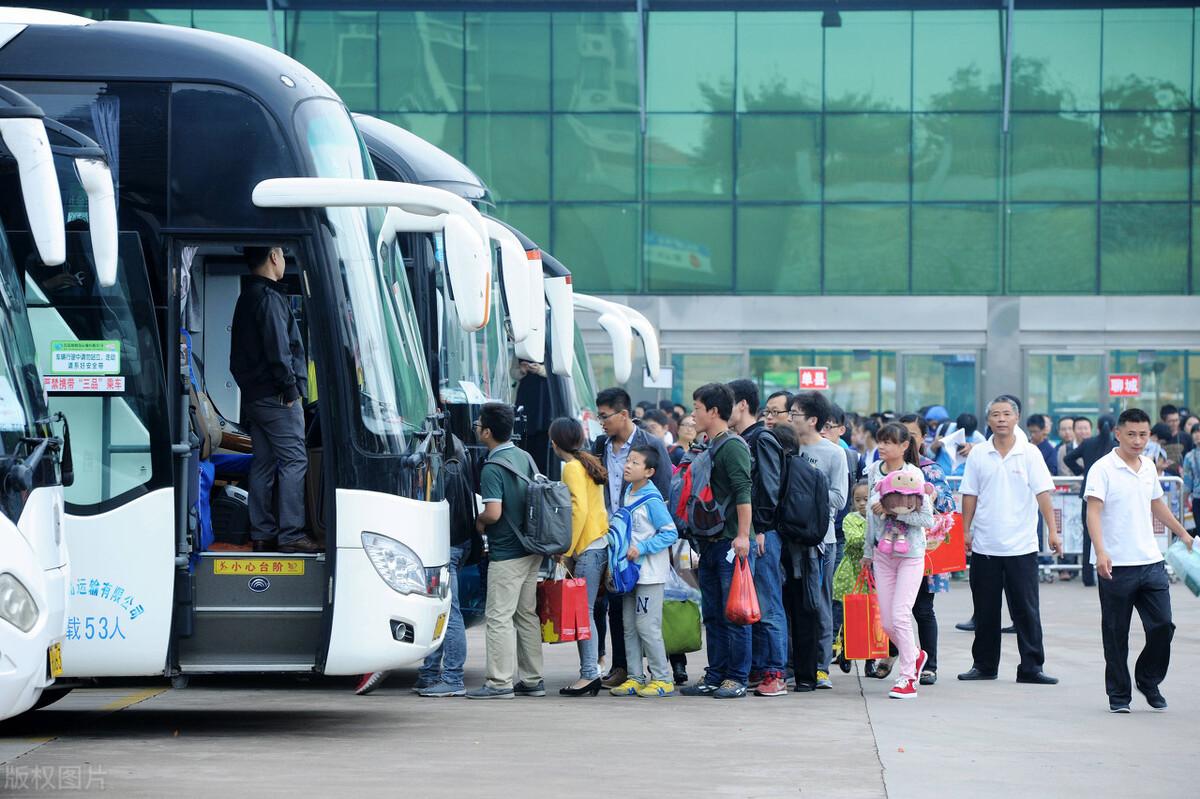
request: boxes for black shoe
[955,620,976,632]
[1001,625,1017,634]
[919,670,938,686]
[957,668,998,681]
[252,539,275,553]
[673,669,688,686]
[558,679,601,697]
[793,681,816,693]
[1140,689,1168,710]
[514,680,546,697]
[1016,671,1058,685]
[1109,702,1131,714]
[278,535,321,554]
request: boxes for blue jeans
[698,538,756,686]
[419,543,468,687]
[816,543,836,673]
[751,531,787,674]
[572,546,607,680]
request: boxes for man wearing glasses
[591,387,673,688]
[762,391,793,431]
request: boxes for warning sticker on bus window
[50,340,120,375]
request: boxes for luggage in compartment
[211,484,251,546]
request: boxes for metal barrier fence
[944,474,1188,581]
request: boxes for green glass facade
[66,4,1200,297]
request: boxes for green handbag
[662,598,702,654]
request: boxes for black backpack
[774,453,830,547]
[441,434,478,548]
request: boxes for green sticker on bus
[50,340,121,375]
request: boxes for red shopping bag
[843,565,889,660]
[925,512,967,575]
[567,574,591,642]
[724,556,761,624]
[537,578,577,643]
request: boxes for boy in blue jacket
[610,446,679,698]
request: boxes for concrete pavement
[1,579,1196,797]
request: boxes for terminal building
[47,0,1200,419]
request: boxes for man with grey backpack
[467,402,572,700]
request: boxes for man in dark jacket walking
[1065,415,1118,587]
[230,246,317,554]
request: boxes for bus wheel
[31,687,72,711]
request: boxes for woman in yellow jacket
[550,417,609,696]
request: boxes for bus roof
[0,18,338,110]
[354,113,490,206]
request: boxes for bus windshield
[294,98,435,454]
[438,257,511,406]
[0,218,46,453]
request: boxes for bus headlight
[361,532,426,595]
[0,573,39,632]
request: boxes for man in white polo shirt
[1085,408,1194,713]
[958,395,1061,684]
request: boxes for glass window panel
[552,204,640,293]
[1102,8,1191,112]
[589,352,617,395]
[1101,112,1189,201]
[553,114,639,201]
[379,12,464,113]
[825,11,912,112]
[466,115,550,201]
[1008,205,1096,293]
[646,205,733,292]
[127,8,193,25]
[1106,351,1186,420]
[193,10,282,47]
[1011,10,1101,112]
[737,115,820,201]
[646,12,734,112]
[913,11,1002,112]
[1195,206,1200,294]
[913,114,1000,201]
[824,114,910,202]
[1027,353,1104,417]
[1010,113,1098,201]
[553,12,640,112]
[646,114,733,200]
[465,12,550,111]
[736,12,822,112]
[1100,203,1189,294]
[494,203,550,248]
[750,350,895,414]
[735,206,819,293]
[672,353,745,406]
[287,11,378,111]
[903,353,978,418]
[912,205,1000,293]
[378,113,464,162]
[824,205,909,294]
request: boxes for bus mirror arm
[2,437,50,494]
[52,411,73,488]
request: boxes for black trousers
[969,552,1045,677]
[1080,499,1095,585]
[1098,562,1175,704]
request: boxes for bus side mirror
[442,214,490,332]
[596,312,633,383]
[73,157,119,288]
[0,117,65,266]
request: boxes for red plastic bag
[843,565,889,660]
[724,555,761,624]
[925,512,967,575]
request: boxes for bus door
[168,237,330,673]
[20,229,174,677]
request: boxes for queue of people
[354,384,1194,712]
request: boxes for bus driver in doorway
[230,246,318,554]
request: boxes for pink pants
[872,551,926,682]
